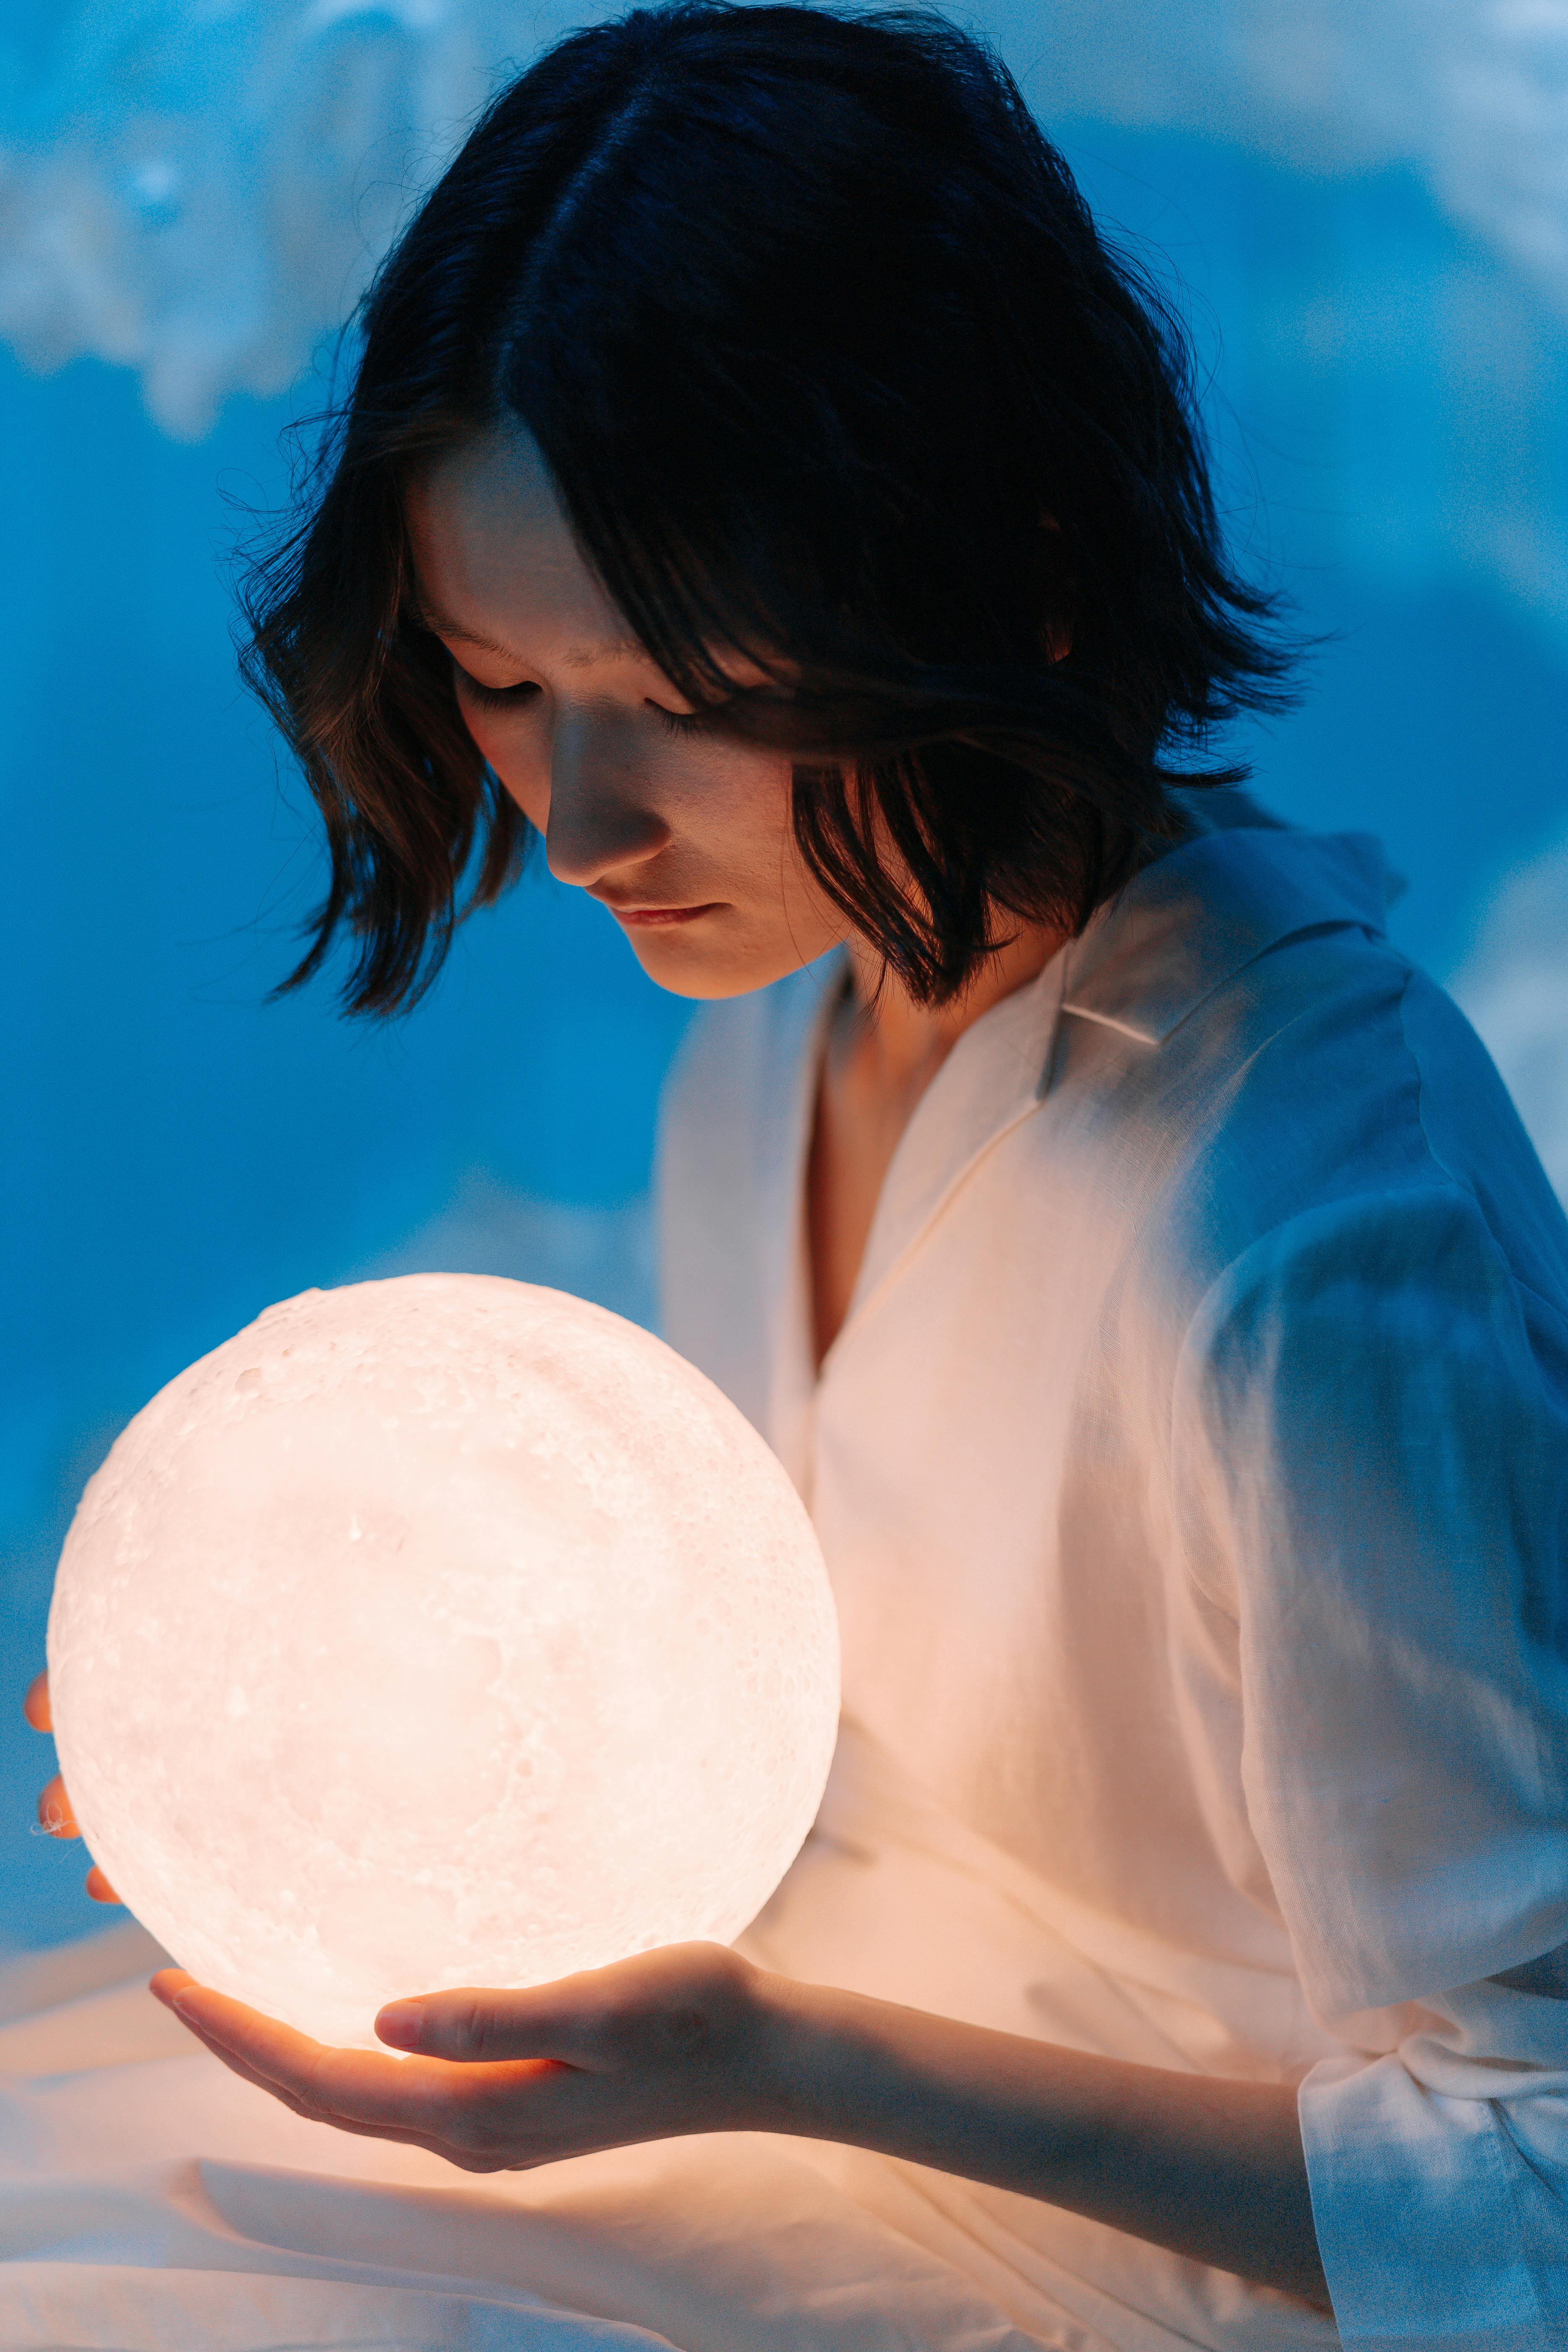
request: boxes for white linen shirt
[657,818,1568,2352]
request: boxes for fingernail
[376,2002,422,2049]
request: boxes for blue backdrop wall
[5,9,1566,1951]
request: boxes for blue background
[5,90,1566,1948]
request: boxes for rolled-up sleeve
[1299,1997,1568,2350]
[1172,1185,1568,2347]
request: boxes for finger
[151,1974,332,2093]
[150,1973,389,2122]
[150,1976,442,2145]
[86,1865,122,1903]
[376,1943,742,2068]
[376,1989,568,2065]
[156,1976,601,2174]
[153,1980,316,2112]
[155,1973,480,2137]
[158,1999,448,2149]
[36,1774,78,1839]
[23,1673,51,1733]
[376,1981,599,2067]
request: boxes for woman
[27,5,1568,2346]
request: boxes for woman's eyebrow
[417,604,517,659]
[413,601,649,669]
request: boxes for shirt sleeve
[1171,1183,1568,2349]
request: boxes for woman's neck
[807,915,1068,1367]
[842,918,1068,1090]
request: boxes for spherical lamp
[47,1276,840,2048]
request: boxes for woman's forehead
[407,427,779,695]
[407,425,644,669]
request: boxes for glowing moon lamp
[47,1276,840,2049]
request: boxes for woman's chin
[617,915,824,1002]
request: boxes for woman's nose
[542,708,673,889]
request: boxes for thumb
[374,1985,587,2067]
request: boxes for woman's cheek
[464,709,549,832]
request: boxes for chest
[805,1065,906,1370]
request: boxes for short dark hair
[243,0,1295,1014]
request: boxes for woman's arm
[153,1940,1329,2312]
[759,1966,1330,2309]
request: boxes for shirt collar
[1060,826,1392,1047]
[776,825,1392,1388]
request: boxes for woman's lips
[604,902,721,928]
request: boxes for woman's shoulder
[1049,820,1568,1320]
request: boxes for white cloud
[1002,0,1568,312]
[0,0,528,436]
[2,0,1566,437]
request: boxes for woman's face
[406,426,846,999]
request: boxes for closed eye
[453,662,707,736]
[647,703,708,738]
[453,663,540,711]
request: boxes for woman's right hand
[25,1672,120,1903]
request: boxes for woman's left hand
[149,1942,780,2173]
